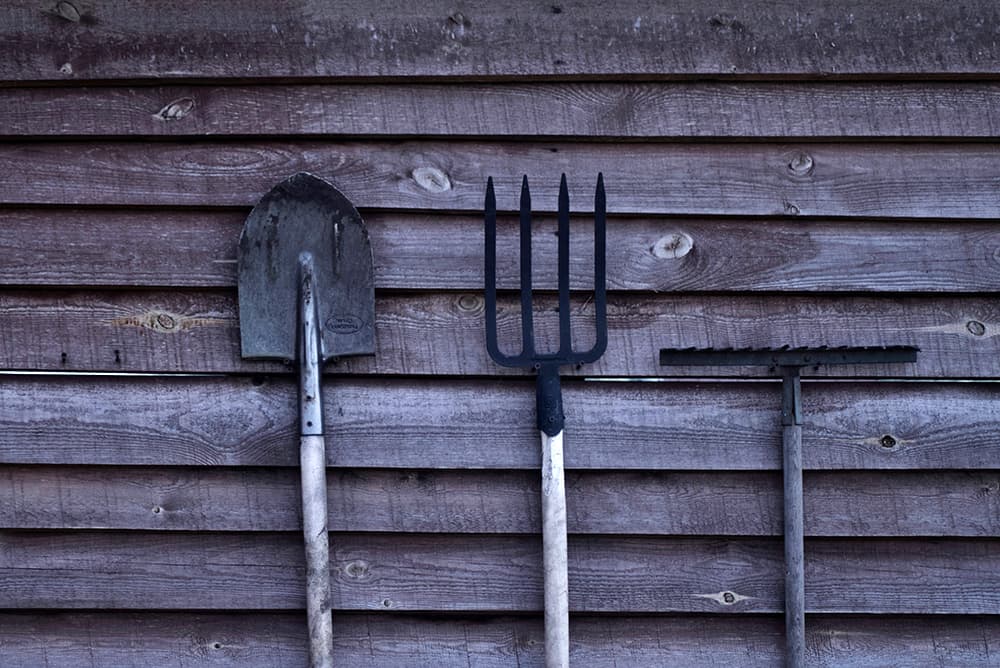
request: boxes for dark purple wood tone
[3,82,999,138]
[1,612,997,667]
[5,208,1000,293]
[2,0,998,659]
[2,532,999,614]
[2,290,997,376]
[3,376,996,470]
[3,1,998,81]
[3,466,998,536]
[1,142,999,218]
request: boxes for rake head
[484,173,607,371]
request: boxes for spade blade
[238,172,375,362]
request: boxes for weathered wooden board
[4,82,1000,138]
[2,142,1000,218]
[4,376,996,470]
[3,532,999,613]
[2,612,998,667]
[6,208,1000,293]
[1,290,996,377]
[4,1,999,81]
[3,466,998,536]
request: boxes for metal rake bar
[659,345,919,368]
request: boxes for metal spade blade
[238,172,375,362]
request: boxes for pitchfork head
[484,173,608,370]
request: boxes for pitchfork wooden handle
[484,175,608,668]
[541,428,570,668]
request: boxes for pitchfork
[485,174,608,668]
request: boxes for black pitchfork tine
[485,173,607,366]
[483,173,608,668]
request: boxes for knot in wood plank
[651,232,694,259]
[443,13,471,40]
[154,98,196,122]
[412,166,452,193]
[110,310,227,333]
[694,590,752,606]
[54,1,81,22]
[456,294,483,313]
[342,559,371,580]
[788,152,815,177]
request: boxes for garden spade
[238,172,375,668]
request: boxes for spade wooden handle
[301,434,333,668]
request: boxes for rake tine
[557,173,572,356]
[520,175,536,358]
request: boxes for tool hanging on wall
[485,174,608,668]
[658,345,918,668]
[238,173,376,668]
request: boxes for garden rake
[485,174,607,668]
[659,345,918,668]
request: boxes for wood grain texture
[6,208,1000,293]
[3,466,998,537]
[4,376,996,471]
[2,141,999,218]
[1,290,997,377]
[3,1,999,81]
[2,612,998,667]
[4,82,1000,138]
[2,532,999,614]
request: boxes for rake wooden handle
[783,423,805,668]
[301,434,334,668]
[541,429,570,668]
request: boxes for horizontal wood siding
[1,377,998,470]
[4,613,998,667]
[3,83,1000,138]
[1,2,998,665]
[3,1,999,81]
[4,532,1000,614]
[4,466,999,536]
[3,290,998,376]
[2,141,999,217]
[5,209,1000,293]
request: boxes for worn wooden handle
[783,424,805,668]
[301,434,334,668]
[540,429,570,668]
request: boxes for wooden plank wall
[2,2,1000,666]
